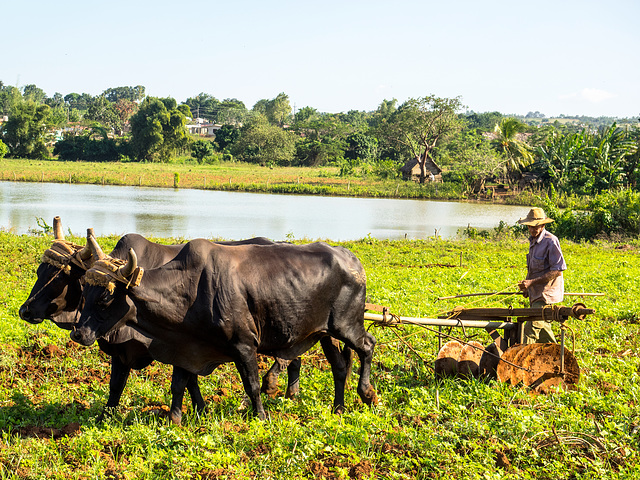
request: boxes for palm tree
[492,118,533,182]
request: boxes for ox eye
[99,290,112,306]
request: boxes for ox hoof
[284,385,299,400]
[360,385,378,406]
[237,396,251,413]
[169,412,183,426]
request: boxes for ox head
[19,217,94,328]
[71,237,143,346]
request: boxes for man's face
[528,224,545,237]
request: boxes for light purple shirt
[526,229,566,304]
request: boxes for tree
[368,98,397,129]
[22,84,47,104]
[233,114,297,166]
[253,93,292,127]
[217,98,247,125]
[64,93,93,112]
[380,95,465,183]
[85,96,120,134]
[191,139,216,163]
[185,93,219,120]
[112,99,138,135]
[1,101,51,159]
[103,86,146,103]
[0,139,8,159]
[492,117,534,181]
[294,106,319,124]
[129,97,188,161]
[214,124,240,151]
[438,129,504,192]
[293,113,350,166]
[0,85,22,115]
[345,132,378,161]
[588,124,637,193]
[465,111,503,132]
[46,92,65,108]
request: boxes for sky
[2,0,639,118]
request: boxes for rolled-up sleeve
[547,236,566,272]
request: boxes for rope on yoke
[84,257,144,293]
[41,240,91,273]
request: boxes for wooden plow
[364,303,595,393]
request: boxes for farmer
[517,208,566,344]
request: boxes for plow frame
[364,303,595,376]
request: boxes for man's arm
[518,270,562,295]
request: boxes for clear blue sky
[2,0,638,118]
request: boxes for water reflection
[0,181,527,241]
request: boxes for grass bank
[0,158,535,203]
[0,232,639,478]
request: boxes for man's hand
[518,280,531,298]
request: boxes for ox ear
[119,248,138,278]
[53,216,65,240]
[79,228,96,261]
[87,234,106,260]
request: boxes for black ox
[72,236,377,419]
[19,217,300,423]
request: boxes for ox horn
[53,216,64,240]
[119,248,138,278]
[87,234,106,260]
[78,228,96,261]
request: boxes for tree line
[0,81,639,201]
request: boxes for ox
[19,217,300,423]
[72,236,377,419]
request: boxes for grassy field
[0,158,532,203]
[0,231,639,479]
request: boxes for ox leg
[354,332,378,407]
[260,357,302,399]
[185,373,207,416]
[284,356,302,399]
[234,350,266,420]
[98,357,131,421]
[261,358,287,397]
[168,367,193,425]
[320,337,353,414]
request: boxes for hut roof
[400,154,443,175]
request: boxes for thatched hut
[400,154,443,183]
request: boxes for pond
[0,181,529,241]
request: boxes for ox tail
[342,344,353,384]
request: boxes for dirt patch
[243,442,270,459]
[309,454,374,479]
[198,468,233,480]
[17,422,80,439]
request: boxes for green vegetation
[1,82,639,243]
[0,231,639,478]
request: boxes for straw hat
[517,208,554,226]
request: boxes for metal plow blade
[436,341,580,393]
